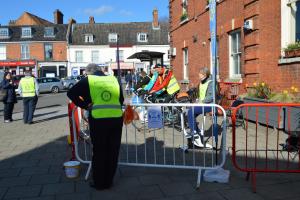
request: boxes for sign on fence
[147,106,163,129]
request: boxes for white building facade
[67,44,170,76]
[67,9,170,77]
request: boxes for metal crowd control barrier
[71,103,227,188]
[71,106,92,180]
[231,103,300,192]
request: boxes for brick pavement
[0,103,300,200]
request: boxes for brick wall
[170,0,300,92]
[5,42,67,61]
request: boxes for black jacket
[67,72,124,110]
[134,75,150,91]
[1,79,17,103]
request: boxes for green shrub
[284,42,300,51]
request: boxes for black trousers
[89,116,123,188]
[3,102,14,121]
[23,97,35,123]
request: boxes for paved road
[0,91,68,114]
[0,93,300,200]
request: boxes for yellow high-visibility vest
[20,77,35,97]
[88,75,122,119]
[166,75,180,95]
[199,80,212,101]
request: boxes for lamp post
[209,0,218,164]
[116,34,121,84]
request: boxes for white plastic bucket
[63,161,80,178]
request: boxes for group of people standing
[1,71,39,124]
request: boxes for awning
[127,51,164,62]
[110,62,134,70]
[0,60,36,67]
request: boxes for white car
[37,77,64,93]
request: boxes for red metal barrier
[231,103,300,192]
[67,101,81,160]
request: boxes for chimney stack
[152,8,159,29]
[54,9,64,24]
[89,16,95,24]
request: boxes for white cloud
[83,5,113,16]
[119,9,133,16]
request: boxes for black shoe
[89,182,112,190]
[28,122,34,124]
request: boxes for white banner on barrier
[147,106,163,129]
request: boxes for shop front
[39,62,68,78]
[109,62,134,77]
[0,60,37,77]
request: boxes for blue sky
[0,0,169,25]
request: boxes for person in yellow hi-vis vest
[67,63,124,190]
[18,71,39,124]
[186,67,217,147]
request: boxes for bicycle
[131,91,190,132]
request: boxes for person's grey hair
[24,71,31,76]
[85,63,103,75]
[199,67,210,77]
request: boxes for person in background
[125,70,133,96]
[134,71,151,92]
[149,65,180,103]
[18,71,39,124]
[1,72,17,123]
[67,63,124,190]
[139,64,160,95]
[187,67,214,135]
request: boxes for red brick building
[169,0,300,92]
[0,10,68,78]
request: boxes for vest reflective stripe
[166,75,180,94]
[20,77,35,97]
[88,75,122,119]
[199,80,211,101]
[91,105,122,109]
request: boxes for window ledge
[222,78,243,83]
[180,18,189,25]
[180,79,190,84]
[279,57,300,64]
[44,35,55,38]
[229,75,242,80]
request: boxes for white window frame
[108,33,118,43]
[91,50,99,63]
[229,30,242,78]
[85,34,94,43]
[75,51,83,62]
[21,27,32,38]
[183,48,189,80]
[21,44,30,60]
[181,0,188,22]
[137,33,148,42]
[44,27,55,37]
[182,0,188,14]
[281,0,300,52]
[0,28,9,39]
[44,43,53,61]
[0,45,6,60]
